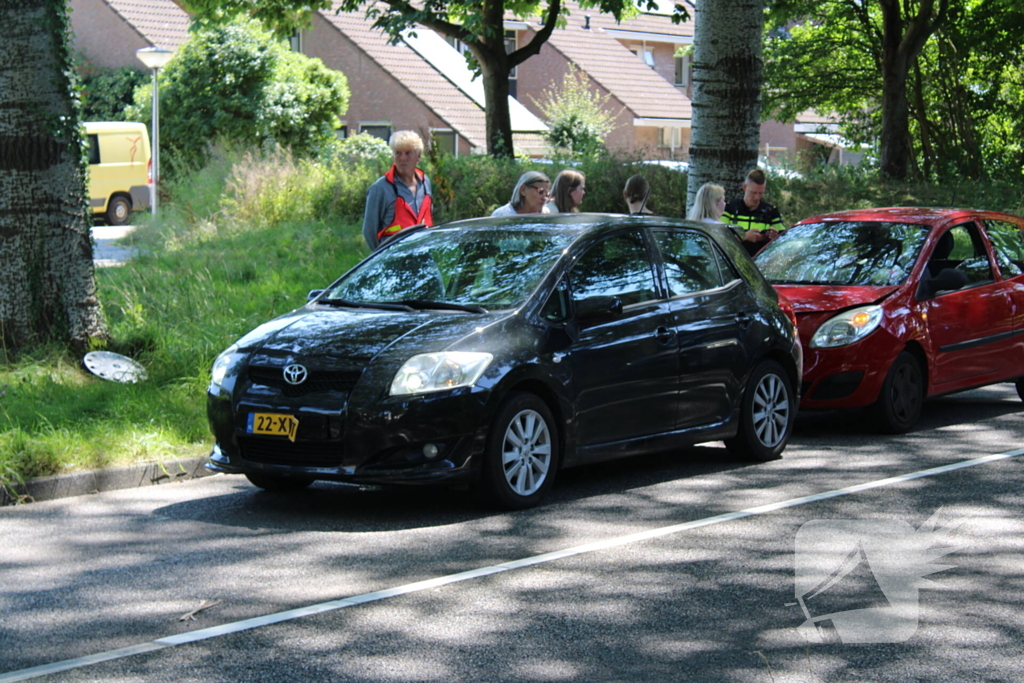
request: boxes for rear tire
[1016,377,1024,402]
[478,392,559,509]
[871,351,924,434]
[726,360,794,461]
[106,195,132,226]
[245,472,314,492]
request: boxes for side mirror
[575,296,623,321]
[307,289,325,302]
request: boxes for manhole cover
[83,351,148,383]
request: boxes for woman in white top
[687,182,727,223]
[544,169,586,213]
[491,171,551,216]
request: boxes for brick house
[69,0,855,164]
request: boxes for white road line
[2,448,1021,682]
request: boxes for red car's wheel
[871,352,923,433]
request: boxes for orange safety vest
[377,166,433,243]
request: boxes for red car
[755,207,1024,432]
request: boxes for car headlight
[810,305,883,349]
[390,352,493,396]
[209,345,243,392]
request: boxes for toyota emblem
[283,364,308,385]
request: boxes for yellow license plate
[247,413,299,442]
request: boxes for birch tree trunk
[687,0,765,210]
[0,0,107,352]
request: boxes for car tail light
[777,294,798,329]
[148,159,152,184]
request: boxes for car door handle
[735,312,754,327]
[655,326,676,345]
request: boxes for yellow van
[84,121,151,225]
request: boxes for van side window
[87,134,100,165]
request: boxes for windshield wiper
[318,299,415,312]
[395,300,488,314]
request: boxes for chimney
[584,14,591,29]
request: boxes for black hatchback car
[207,214,802,508]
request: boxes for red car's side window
[984,220,1024,278]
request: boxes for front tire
[105,195,132,226]
[726,360,794,461]
[245,472,314,492]
[871,351,924,433]
[478,392,559,509]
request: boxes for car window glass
[570,232,657,306]
[651,229,725,295]
[755,221,928,286]
[984,220,1024,277]
[326,226,576,309]
[932,223,993,286]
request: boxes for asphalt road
[92,225,139,267]
[1,385,1022,682]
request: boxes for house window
[674,54,690,88]
[659,127,682,150]
[288,30,302,53]
[432,130,457,157]
[632,47,654,67]
[336,125,348,140]
[360,123,392,140]
[445,35,468,55]
[506,30,518,99]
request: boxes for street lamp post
[135,47,174,218]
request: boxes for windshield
[323,225,577,310]
[755,221,929,286]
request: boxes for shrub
[126,18,349,180]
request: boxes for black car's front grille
[238,436,344,468]
[248,365,362,398]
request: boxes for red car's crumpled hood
[771,284,898,313]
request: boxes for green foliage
[334,132,393,164]
[764,0,1024,181]
[77,63,148,122]
[126,18,349,179]
[532,65,616,160]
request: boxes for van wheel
[106,196,132,225]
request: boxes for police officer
[722,167,785,256]
[362,131,433,250]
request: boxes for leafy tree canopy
[126,18,350,178]
[77,63,148,122]
[764,0,1024,179]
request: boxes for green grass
[1,147,1021,495]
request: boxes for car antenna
[634,187,652,216]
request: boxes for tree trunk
[687,0,765,211]
[0,0,107,352]
[877,0,947,180]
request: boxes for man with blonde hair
[722,167,785,256]
[362,130,434,249]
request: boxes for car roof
[428,212,720,240]
[795,206,1024,226]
